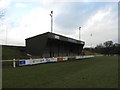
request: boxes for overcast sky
[0,0,118,47]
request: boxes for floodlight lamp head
[51,11,53,14]
[79,27,81,30]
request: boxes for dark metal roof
[26,32,85,45]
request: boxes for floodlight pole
[91,33,92,48]
[79,27,81,40]
[6,26,7,44]
[50,11,53,33]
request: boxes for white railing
[1,55,96,68]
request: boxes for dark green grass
[2,56,118,88]
[2,45,28,60]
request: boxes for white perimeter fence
[2,55,95,68]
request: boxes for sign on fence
[63,57,68,61]
[19,59,45,66]
[19,57,58,66]
[19,56,94,66]
[19,60,26,66]
[75,55,95,59]
[49,58,57,62]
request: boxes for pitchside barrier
[75,55,95,59]
[2,55,94,68]
[19,57,68,66]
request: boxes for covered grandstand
[26,32,85,58]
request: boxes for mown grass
[2,56,118,88]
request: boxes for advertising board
[19,60,26,66]
[62,57,68,61]
[49,58,57,62]
[57,58,63,62]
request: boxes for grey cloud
[54,2,117,35]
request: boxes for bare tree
[103,41,113,47]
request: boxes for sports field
[2,56,118,88]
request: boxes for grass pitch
[2,56,118,88]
